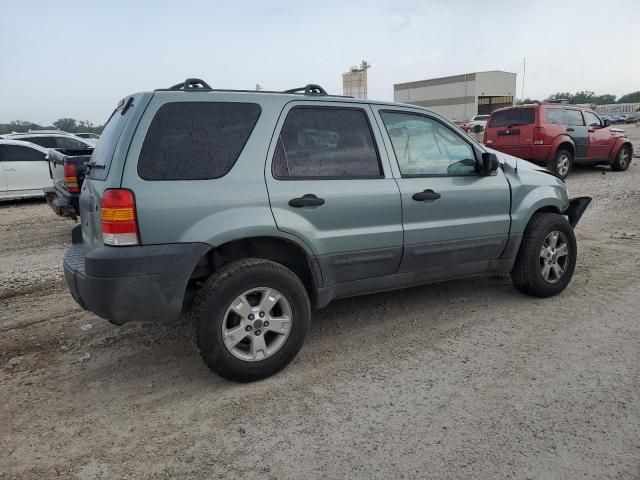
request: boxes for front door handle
[412,189,441,202]
[566,127,575,132]
[288,194,325,208]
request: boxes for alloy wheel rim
[221,287,292,362]
[619,149,629,167]
[539,231,569,283]
[557,155,570,176]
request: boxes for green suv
[64,79,591,382]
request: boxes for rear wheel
[511,213,577,297]
[192,259,310,382]
[611,145,631,171]
[548,149,572,179]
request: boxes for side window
[546,109,566,125]
[583,111,602,127]
[565,110,585,126]
[0,145,46,162]
[55,137,88,149]
[21,136,57,148]
[273,107,382,179]
[138,102,261,180]
[380,111,477,176]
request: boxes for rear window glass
[488,108,535,127]
[545,109,566,125]
[565,110,584,126]
[138,102,261,180]
[272,107,381,179]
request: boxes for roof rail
[167,78,213,91]
[283,84,327,96]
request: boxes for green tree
[52,117,78,132]
[617,91,640,104]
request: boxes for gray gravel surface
[1,128,639,479]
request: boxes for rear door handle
[4,167,17,172]
[566,127,575,132]
[412,189,441,202]
[288,194,325,208]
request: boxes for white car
[0,140,53,201]
[3,132,94,151]
[74,132,100,146]
[468,114,491,132]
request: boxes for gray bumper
[64,235,209,325]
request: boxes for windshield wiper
[86,161,106,171]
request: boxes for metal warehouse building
[394,70,517,121]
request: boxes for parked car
[454,120,471,133]
[44,150,92,219]
[63,78,591,382]
[74,132,100,145]
[3,132,94,152]
[0,139,53,200]
[468,114,490,133]
[483,104,633,179]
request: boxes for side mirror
[603,119,610,127]
[482,152,499,175]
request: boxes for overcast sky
[1,0,638,125]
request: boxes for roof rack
[157,79,341,97]
[283,84,327,96]
[168,78,213,91]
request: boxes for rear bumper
[63,230,209,325]
[44,185,79,219]
[490,145,552,163]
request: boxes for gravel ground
[1,127,639,479]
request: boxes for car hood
[485,147,565,182]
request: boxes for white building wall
[475,71,517,97]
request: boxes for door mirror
[603,118,611,127]
[482,152,499,175]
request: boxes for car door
[0,158,8,195]
[265,102,403,286]
[584,111,612,159]
[564,109,588,158]
[0,144,51,192]
[372,107,511,275]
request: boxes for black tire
[511,213,577,298]
[191,258,310,382]
[611,144,631,171]
[548,149,573,179]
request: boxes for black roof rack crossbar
[283,84,327,96]
[168,78,213,91]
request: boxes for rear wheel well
[188,237,316,301]
[555,142,574,158]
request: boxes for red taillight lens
[63,161,79,193]
[101,189,139,246]
[533,127,545,145]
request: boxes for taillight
[101,189,139,246]
[533,127,545,145]
[63,161,79,193]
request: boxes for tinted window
[138,102,261,180]
[488,108,535,127]
[0,145,46,162]
[273,108,381,179]
[583,111,601,127]
[381,112,476,176]
[545,108,566,125]
[55,137,89,149]
[565,110,585,126]
[19,136,57,148]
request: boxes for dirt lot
[1,129,639,480]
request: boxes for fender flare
[549,135,575,161]
[610,137,633,160]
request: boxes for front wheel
[192,259,310,382]
[548,149,573,179]
[611,145,631,171]
[511,213,577,297]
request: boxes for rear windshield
[489,108,535,128]
[88,97,136,180]
[138,102,261,181]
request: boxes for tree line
[0,118,104,136]
[519,90,640,105]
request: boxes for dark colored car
[483,104,633,179]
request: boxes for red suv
[483,104,633,179]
